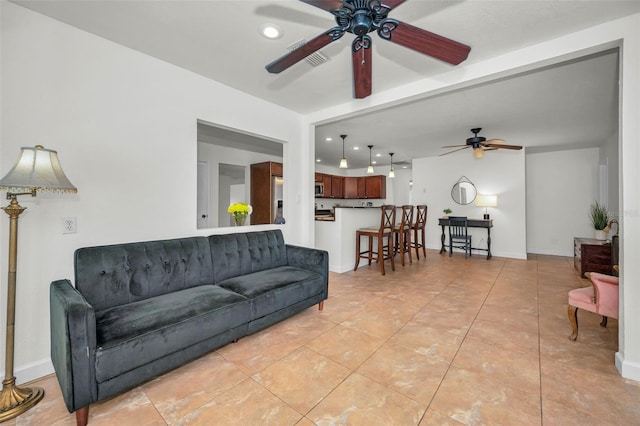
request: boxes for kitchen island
[315,206,382,273]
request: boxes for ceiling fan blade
[483,143,523,150]
[378,19,471,65]
[266,28,344,74]
[439,146,470,156]
[352,36,372,99]
[484,138,505,144]
[384,0,407,9]
[441,144,467,148]
[298,0,344,11]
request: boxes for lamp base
[483,214,490,219]
[0,377,44,422]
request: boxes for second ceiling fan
[265,0,471,99]
[440,128,523,158]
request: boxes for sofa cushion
[76,237,213,311]
[208,230,287,283]
[217,266,325,319]
[94,285,249,383]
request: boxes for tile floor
[11,250,640,425]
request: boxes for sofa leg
[318,301,324,311]
[600,316,608,327]
[76,406,89,426]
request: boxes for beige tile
[430,366,541,425]
[389,322,464,363]
[307,373,426,425]
[419,408,465,425]
[305,324,386,369]
[452,336,541,395]
[253,346,350,414]
[357,343,449,404]
[466,318,539,352]
[177,377,302,425]
[86,388,166,426]
[142,352,247,424]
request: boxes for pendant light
[339,134,348,169]
[367,145,374,174]
[388,152,395,178]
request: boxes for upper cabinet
[319,173,386,199]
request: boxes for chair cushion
[94,285,249,383]
[568,286,596,312]
[217,266,325,319]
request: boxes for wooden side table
[574,237,612,278]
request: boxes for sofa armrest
[588,273,619,319]
[286,245,328,295]
[50,279,98,413]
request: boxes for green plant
[443,208,452,215]
[589,201,609,230]
[228,202,252,222]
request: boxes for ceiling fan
[265,0,471,99]
[440,128,523,158]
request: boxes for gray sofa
[50,229,328,426]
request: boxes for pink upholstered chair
[568,271,619,341]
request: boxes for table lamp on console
[476,194,497,219]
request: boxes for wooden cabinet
[357,177,367,198]
[330,175,343,198]
[315,172,323,182]
[574,237,612,278]
[365,175,386,199]
[250,161,282,225]
[322,174,332,196]
[343,177,359,199]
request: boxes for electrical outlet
[62,217,77,234]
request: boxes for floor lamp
[0,145,77,421]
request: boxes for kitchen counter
[314,207,381,273]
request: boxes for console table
[438,217,493,259]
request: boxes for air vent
[287,39,329,66]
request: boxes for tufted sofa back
[75,237,214,311]
[208,230,287,284]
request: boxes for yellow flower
[227,203,252,215]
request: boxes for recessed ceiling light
[353,146,359,150]
[376,153,381,157]
[372,161,377,164]
[325,137,332,141]
[402,166,407,169]
[260,23,282,39]
[316,159,321,162]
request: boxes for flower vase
[233,215,247,226]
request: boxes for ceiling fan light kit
[266,0,471,99]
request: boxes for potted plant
[228,202,252,226]
[443,208,452,218]
[589,201,609,240]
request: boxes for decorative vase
[594,229,607,240]
[233,215,247,226]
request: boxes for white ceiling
[14,1,639,168]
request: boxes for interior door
[197,161,210,229]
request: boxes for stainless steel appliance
[272,176,284,223]
[315,182,324,197]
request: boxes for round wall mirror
[451,176,477,205]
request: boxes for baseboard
[527,248,573,257]
[616,352,640,382]
[5,358,55,385]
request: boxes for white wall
[412,150,527,259]
[526,148,600,256]
[0,2,312,383]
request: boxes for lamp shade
[475,194,497,207]
[0,146,77,193]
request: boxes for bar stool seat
[354,205,396,275]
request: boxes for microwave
[315,182,324,197]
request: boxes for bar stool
[354,205,396,275]
[411,205,427,259]
[393,205,414,266]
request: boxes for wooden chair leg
[413,228,420,260]
[568,305,579,341]
[354,233,361,271]
[76,406,89,426]
[368,236,373,265]
[388,234,395,272]
[378,235,385,275]
[421,228,426,257]
[600,316,608,327]
[406,231,412,264]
